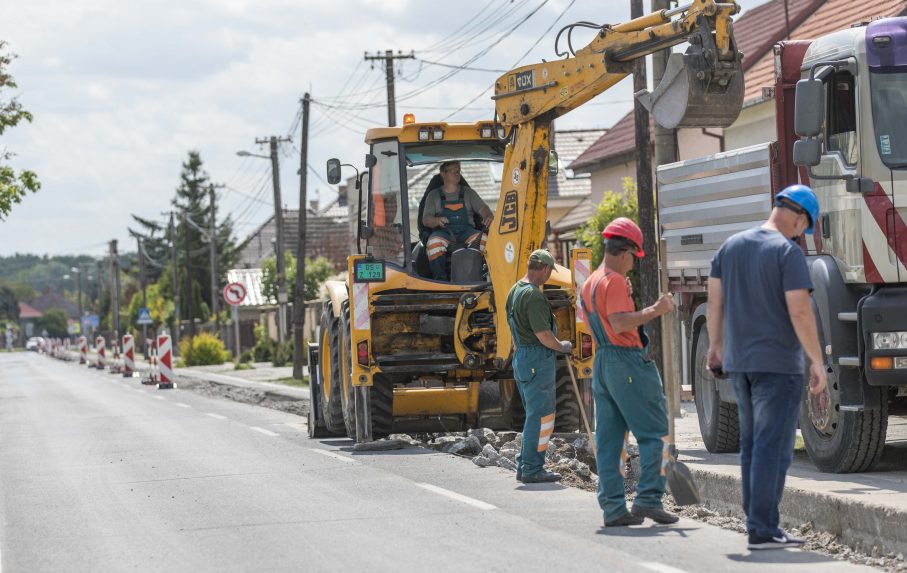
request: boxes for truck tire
[340,302,357,439]
[554,359,581,431]
[800,368,888,473]
[692,323,740,453]
[319,306,345,435]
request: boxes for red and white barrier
[95,336,106,370]
[79,336,87,364]
[157,334,174,389]
[122,335,135,377]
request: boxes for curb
[687,466,907,555]
[175,368,310,401]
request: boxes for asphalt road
[0,353,878,573]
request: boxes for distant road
[0,353,875,573]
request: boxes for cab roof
[365,120,498,144]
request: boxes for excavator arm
[486,0,743,365]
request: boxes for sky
[1,0,769,256]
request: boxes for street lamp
[236,145,288,343]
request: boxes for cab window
[368,140,406,266]
[825,70,858,165]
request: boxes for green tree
[0,42,39,219]
[0,285,18,321]
[262,253,335,303]
[39,308,68,337]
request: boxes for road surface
[0,352,876,572]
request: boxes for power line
[417,58,507,73]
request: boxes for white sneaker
[747,531,805,550]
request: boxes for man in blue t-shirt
[706,184,827,551]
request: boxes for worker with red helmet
[580,217,677,527]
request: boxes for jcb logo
[498,191,519,234]
[513,70,534,92]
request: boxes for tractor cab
[331,120,506,285]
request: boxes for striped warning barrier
[122,335,134,377]
[79,336,87,364]
[95,336,106,370]
[157,334,174,389]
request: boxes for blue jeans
[731,372,803,538]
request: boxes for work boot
[604,512,645,527]
[631,505,679,524]
[516,468,521,481]
[520,470,561,483]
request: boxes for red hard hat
[602,217,645,257]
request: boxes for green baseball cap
[528,249,556,267]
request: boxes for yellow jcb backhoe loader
[308,0,744,442]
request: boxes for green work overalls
[427,187,482,281]
[506,283,557,478]
[582,273,669,521]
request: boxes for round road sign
[223,282,247,306]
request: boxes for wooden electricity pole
[364,50,414,126]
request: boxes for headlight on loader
[871,331,907,349]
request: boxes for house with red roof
[554,0,907,254]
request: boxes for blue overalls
[506,283,557,478]
[582,273,669,521]
[426,187,483,281]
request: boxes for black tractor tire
[692,323,740,453]
[319,305,345,435]
[340,302,357,439]
[370,374,394,438]
[554,359,581,432]
[800,368,889,473]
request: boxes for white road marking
[153,396,166,400]
[206,413,227,420]
[640,563,689,573]
[249,426,279,437]
[174,402,191,408]
[415,483,497,511]
[308,448,357,463]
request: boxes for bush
[252,323,275,362]
[179,332,229,366]
[239,349,254,364]
[272,340,294,367]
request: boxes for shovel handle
[566,359,596,457]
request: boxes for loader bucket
[635,47,743,129]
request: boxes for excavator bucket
[636,45,744,129]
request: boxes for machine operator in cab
[421,161,494,281]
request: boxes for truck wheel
[800,368,888,473]
[319,306,345,435]
[693,323,739,453]
[340,302,357,439]
[554,359,580,431]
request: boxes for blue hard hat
[775,184,819,235]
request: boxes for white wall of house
[724,101,776,150]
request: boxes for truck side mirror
[793,138,821,167]
[365,154,378,168]
[794,78,824,137]
[548,150,559,175]
[326,158,342,184]
[359,221,374,239]
[846,176,875,194]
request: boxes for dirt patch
[177,376,309,417]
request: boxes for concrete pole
[209,185,220,334]
[109,239,120,342]
[183,209,196,340]
[293,93,310,379]
[170,212,181,355]
[267,136,287,343]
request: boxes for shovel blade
[666,459,701,506]
[636,49,744,130]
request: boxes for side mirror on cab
[793,138,821,167]
[794,78,824,137]
[326,158,342,184]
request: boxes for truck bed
[657,142,774,288]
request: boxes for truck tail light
[357,341,369,366]
[580,333,593,359]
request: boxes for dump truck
[658,17,907,472]
[309,0,745,442]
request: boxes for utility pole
[651,0,682,418]
[631,0,662,371]
[293,93,311,379]
[109,240,121,341]
[256,135,292,343]
[183,209,196,340]
[364,49,414,126]
[209,184,221,335]
[137,236,149,358]
[169,211,181,353]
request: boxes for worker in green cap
[505,249,573,483]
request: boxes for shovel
[665,404,701,506]
[565,359,596,457]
